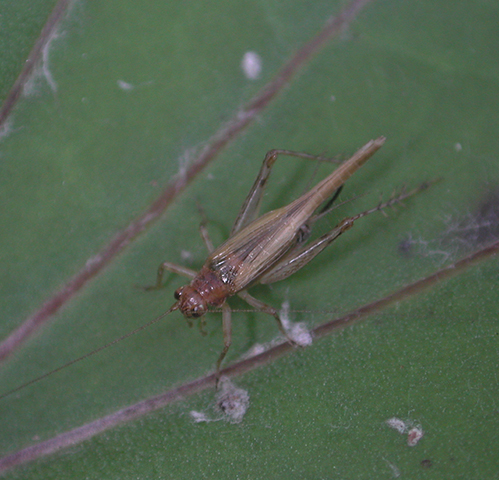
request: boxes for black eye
[174,289,181,300]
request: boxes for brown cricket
[149,137,428,378]
[0,137,431,401]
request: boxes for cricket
[0,137,431,400]
[147,136,429,380]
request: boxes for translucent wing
[206,200,309,292]
[206,137,386,293]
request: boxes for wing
[207,138,386,293]
[205,199,309,293]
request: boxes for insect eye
[174,288,182,300]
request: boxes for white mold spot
[386,417,424,447]
[454,142,463,152]
[85,254,103,269]
[398,233,454,265]
[240,342,267,360]
[383,458,401,478]
[180,250,193,262]
[407,427,424,447]
[189,410,212,423]
[280,300,313,347]
[386,417,407,434]
[216,377,250,424]
[24,29,60,96]
[289,321,313,347]
[241,51,262,80]
[117,80,134,91]
[177,148,196,180]
[0,119,14,141]
[42,30,59,93]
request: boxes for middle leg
[237,290,297,345]
[215,302,233,384]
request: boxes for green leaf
[1,0,498,478]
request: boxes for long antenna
[0,303,179,401]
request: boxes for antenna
[0,303,179,401]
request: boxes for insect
[0,137,430,400]
[147,137,428,379]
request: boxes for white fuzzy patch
[386,417,424,447]
[216,377,250,424]
[117,80,134,91]
[241,51,262,80]
[189,410,212,423]
[407,427,424,447]
[280,300,313,347]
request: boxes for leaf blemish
[216,377,250,424]
[397,233,453,264]
[407,427,424,447]
[386,417,424,447]
[446,188,499,249]
[241,51,262,80]
[24,27,60,96]
[280,300,313,347]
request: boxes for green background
[0,0,498,478]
